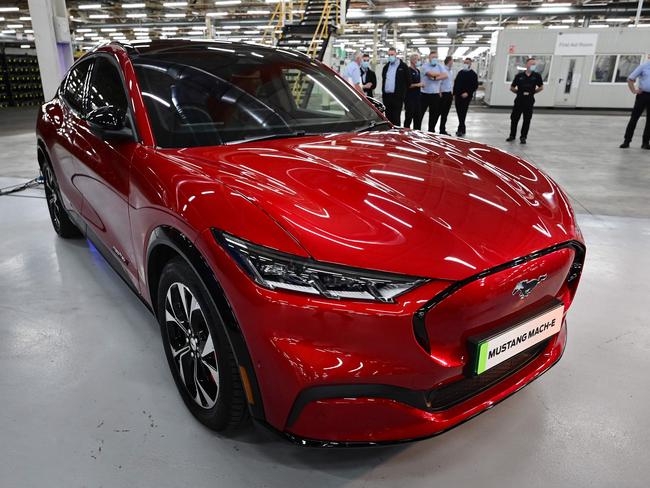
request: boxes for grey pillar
[28,0,73,100]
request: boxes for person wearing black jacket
[453,57,479,137]
[381,47,412,126]
[507,57,544,144]
[360,53,377,98]
[404,53,424,129]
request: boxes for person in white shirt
[417,49,448,133]
[343,51,363,93]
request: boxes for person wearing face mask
[343,51,364,93]
[381,47,412,125]
[453,57,479,137]
[417,49,448,133]
[507,57,544,144]
[404,53,424,129]
[620,57,650,149]
[437,56,455,135]
[360,53,377,98]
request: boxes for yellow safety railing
[305,0,333,60]
[262,2,283,46]
[262,0,310,46]
[292,0,338,104]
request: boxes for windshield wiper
[227,130,309,145]
[353,120,392,133]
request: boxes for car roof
[96,39,305,60]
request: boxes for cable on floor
[0,176,44,196]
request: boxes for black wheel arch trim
[145,225,266,421]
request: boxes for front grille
[427,339,549,411]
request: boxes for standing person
[620,58,650,149]
[417,49,447,133]
[381,47,411,126]
[453,57,479,137]
[438,56,454,135]
[343,51,363,93]
[507,57,544,144]
[404,53,424,129]
[360,53,377,98]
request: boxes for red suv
[36,41,585,446]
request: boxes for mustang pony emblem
[512,274,547,299]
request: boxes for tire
[41,158,81,238]
[156,256,249,431]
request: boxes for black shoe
[456,131,465,137]
[620,141,630,148]
[506,136,515,142]
[440,131,450,136]
[642,143,650,150]
[520,137,527,144]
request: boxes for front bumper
[196,229,584,445]
[280,326,566,446]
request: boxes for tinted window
[615,55,643,83]
[63,59,92,114]
[133,47,383,148]
[88,57,127,113]
[592,55,616,83]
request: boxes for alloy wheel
[43,164,62,232]
[164,282,220,409]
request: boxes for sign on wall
[554,33,598,56]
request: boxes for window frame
[59,57,94,117]
[504,54,553,84]
[589,53,645,85]
[85,52,140,142]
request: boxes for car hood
[168,130,579,281]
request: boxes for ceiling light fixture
[384,7,412,18]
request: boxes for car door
[72,54,139,288]
[50,58,94,214]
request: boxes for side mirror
[86,105,133,140]
[367,97,386,114]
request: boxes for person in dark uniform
[453,57,479,137]
[360,53,377,98]
[381,47,411,126]
[438,56,454,135]
[404,53,423,129]
[507,57,544,144]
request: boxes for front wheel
[156,257,249,431]
[41,160,81,238]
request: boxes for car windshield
[131,44,385,148]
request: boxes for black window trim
[59,57,94,118]
[87,52,141,143]
[59,51,141,143]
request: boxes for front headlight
[213,230,428,303]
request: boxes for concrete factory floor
[1,106,649,488]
